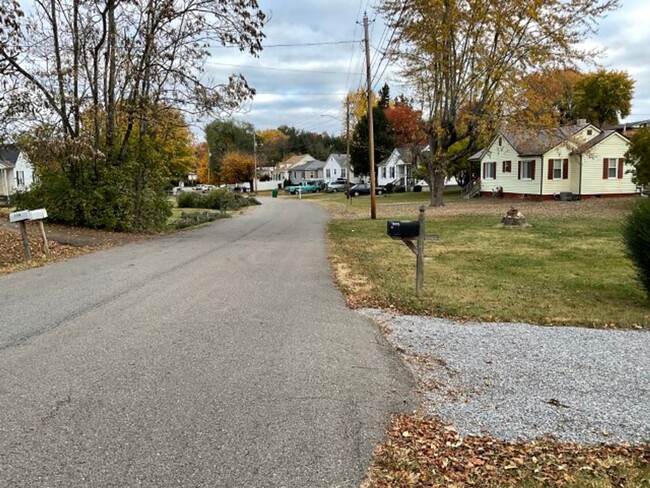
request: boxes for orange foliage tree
[220,151,255,190]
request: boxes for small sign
[9,210,31,223]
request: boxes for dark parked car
[346,183,386,197]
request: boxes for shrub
[623,198,650,297]
[173,211,229,229]
[385,182,394,194]
[413,185,423,192]
[176,191,204,208]
[176,188,260,211]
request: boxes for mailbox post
[8,208,49,261]
[387,205,438,297]
[9,210,32,261]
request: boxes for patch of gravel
[360,309,650,445]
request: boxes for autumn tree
[378,0,619,206]
[344,89,378,128]
[257,129,290,166]
[0,0,265,230]
[205,119,255,177]
[196,142,213,184]
[514,69,584,128]
[624,128,650,187]
[220,151,255,191]
[574,70,635,128]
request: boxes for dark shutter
[531,161,536,180]
[518,161,521,180]
[563,159,569,180]
[483,162,487,179]
[618,158,624,179]
[548,159,554,180]
[603,158,608,179]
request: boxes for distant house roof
[468,147,488,162]
[304,160,325,171]
[328,154,348,165]
[501,123,591,157]
[609,119,650,131]
[0,145,20,169]
[281,154,315,168]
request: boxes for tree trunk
[428,162,445,207]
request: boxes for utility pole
[346,98,351,204]
[207,144,211,184]
[363,12,377,219]
[253,131,257,193]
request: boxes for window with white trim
[483,161,496,179]
[390,166,395,179]
[326,169,331,178]
[381,167,386,178]
[608,158,617,178]
[341,168,346,177]
[521,160,535,179]
[16,171,25,187]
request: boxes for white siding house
[0,146,34,200]
[323,154,360,183]
[470,121,635,200]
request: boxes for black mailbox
[387,220,420,238]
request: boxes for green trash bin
[272,189,278,198]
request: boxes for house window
[333,169,337,175]
[608,158,618,178]
[341,168,346,177]
[553,159,562,179]
[502,161,511,173]
[587,129,593,136]
[390,167,395,179]
[16,171,25,187]
[498,137,503,146]
[483,162,496,179]
[381,167,386,178]
[326,169,331,178]
[520,160,535,180]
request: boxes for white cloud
[204,0,650,138]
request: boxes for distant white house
[0,145,34,201]
[323,154,359,183]
[377,148,432,190]
[469,120,635,200]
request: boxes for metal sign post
[387,206,438,297]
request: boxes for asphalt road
[0,197,414,487]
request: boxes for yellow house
[469,120,635,200]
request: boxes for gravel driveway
[361,309,650,445]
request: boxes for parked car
[196,184,217,193]
[285,181,320,195]
[346,183,386,197]
[325,179,348,193]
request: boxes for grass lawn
[326,193,649,329]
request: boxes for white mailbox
[9,210,31,223]
[29,208,48,220]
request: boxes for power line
[204,60,362,75]
[262,40,360,48]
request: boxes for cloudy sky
[205,0,650,138]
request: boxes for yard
[316,191,650,487]
[323,192,649,329]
